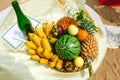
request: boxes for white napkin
[105,25,120,48]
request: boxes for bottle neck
[12,1,25,18]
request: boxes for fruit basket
[24,0,107,77]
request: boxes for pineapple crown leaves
[81,18,98,34]
[75,9,98,34]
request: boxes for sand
[87,0,120,26]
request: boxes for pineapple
[81,35,98,60]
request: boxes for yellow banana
[37,46,44,57]
[55,59,63,70]
[43,49,53,59]
[28,33,35,41]
[26,49,36,55]
[48,35,57,44]
[43,23,52,36]
[31,54,40,61]
[32,34,42,47]
[49,54,59,68]
[49,61,56,68]
[51,54,59,62]
[37,46,43,53]
[35,27,46,38]
[39,58,48,65]
[25,41,37,50]
[42,23,47,31]
[42,37,52,52]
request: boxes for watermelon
[55,34,81,60]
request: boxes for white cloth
[105,25,120,48]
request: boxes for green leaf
[81,18,98,34]
[75,9,84,23]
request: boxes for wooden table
[0,0,120,80]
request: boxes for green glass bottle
[12,0,34,40]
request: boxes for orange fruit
[77,30,88,41]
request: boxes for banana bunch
[42,22,58,44]
[25,23,63,70]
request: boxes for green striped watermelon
[55,34,81,60]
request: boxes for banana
[31,54,40,61]
[28,33,35,41]
[39,58,48,65]
[32,34,42,47]
[42,23,47,31]
[26,49,36,55]
[48,35,57,44]
[37,46,43,53]
[42,37,52,52]
[55,59,63,70]
[37,46,44,57]
[49,61,56,68]
[49,54,59,68]
[43,49,53,59]
[51,54,59,62]
[25,41,37,50]
[42,23,52,36]
[35,27,46,38]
